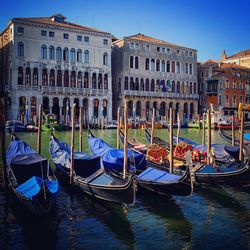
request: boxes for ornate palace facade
[112,34,199,123]
[0,14,112,125]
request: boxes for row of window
[17,67,109,89]
[129,56,193,74]
[129,42,193,57]
[17,42,109,65]
[219,94,243,106]
[17,26,109,45]
[126,100,195,118]
[123,76,197,94]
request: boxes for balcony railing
[16,85,110,96]
[123,90,199,99]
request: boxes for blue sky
[1,0,250,62]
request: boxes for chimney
[221,50,227,60]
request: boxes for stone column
[62,70,64,88]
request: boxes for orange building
[198,60,250,117]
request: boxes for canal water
[0,129,250,250]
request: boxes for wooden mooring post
[123,101,128,179]
[150,108,155,145]
[37,104,43,154]
[117,107,120,149]
[79,107,83,152]
[207,110,212,164]
[202,113,206,146]
[231,115,235,146]
[239,112,244,161]
[70,103,76,185]
[169,107,173,173]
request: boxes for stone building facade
[198,60,250,117]
[112,34,199,123]
[0,14,112,125]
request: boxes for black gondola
[88,130,192,196]
[219,128,249,147]
[6,134,59,214]
[49,134,136,205]
[144,129,250,186]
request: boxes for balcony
[123,90,199,99]
[16,85,110,97]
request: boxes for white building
[0,14,112,125]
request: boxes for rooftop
[226,48,250,59]
[114,33,195,50]
[11,14,110,35]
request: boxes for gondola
[145,128,239,162]
[219,128,250,147]
[6,134,59,214]
[145,129,250,186]
[49,134,135,205]
[88,129,146,173]
[88,130,192,196]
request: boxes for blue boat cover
[15,176,59,199]
[6,138,38,165]
[50,136,101,177]
[137,167,181,182]
[198,164,240,174]
[244,133,250,141]
[88,135,146,171]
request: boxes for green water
[1,128,250,250]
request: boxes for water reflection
[137,192,192,249]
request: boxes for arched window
[50,69,55,86]
[176,62,180,73]
[70,48,75,62]
[93,99,99,117]
[18,67,23,85]
[151,59,155,71]
[135,77,139,90]
[156,59,160,71]
[84,50,89,63]
[145,58,149,70]
[84,72,89,88]
[104,74,108,89]
[219,95,222,106]
[189,82,193,94]
[56,47,62,61]
[103,52,108,65]
[49,46,55,60]
[146,79,150,91]
[135,56,139,69]
[77,49,82,63]
[98,73,103,89]
[17,42,24,57]
[176,81,180,93]
[63,47,69,61]
[189,63,193,74]
[161,60,165,72]
[57,70,62,87]
[194,82,197,94]
[42,69,48,86]
[130,56,134,68]
[171,61,175,73]
[77,72,82,88]
[33,68,38,85]
[130,77,134,90]
[172,81,175,93]
[140,78,144,91]
[151,79,155,92]
[166,61,170,72]
[25,67,31,85]
[64,70,69,87]
[41,45,47,59]
[185,63,188,74]
[156,79,160,92]
[71,71,76,87]
[92,73,97,89]
[136,101,141,117]
[102,99,108,117]
[124,76,128,90]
